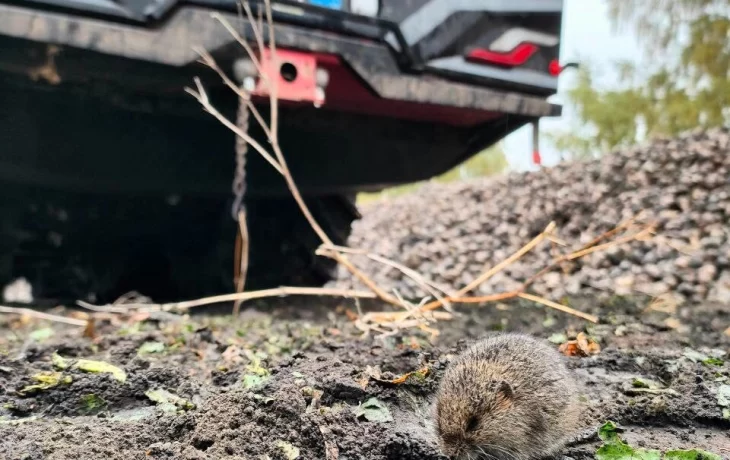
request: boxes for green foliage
[241,349,270,389]
[553,0,730,157]
[596,421,661,460]
[53,352,127,382]
[19,371,72,394]
[357,145,508,203]
[137,341,166,356]
[80,394,107,414]
[595,421,722,459]
[29,328,54,342]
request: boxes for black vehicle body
[0,0,566,302]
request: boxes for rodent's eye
[465,415,479,432]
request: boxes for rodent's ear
[495,381,514,409]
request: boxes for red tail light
[466,43,538,67]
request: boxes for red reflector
[548,59,562,76]
[466,43,538,67]
[532,150,542,165]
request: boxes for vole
[434,333,581,460]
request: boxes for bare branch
[202,3,404,310]
[263,0,279,140]
[242,1,266,63]
[185,78,283,174]
[210,13,267,85]
[193,46,273,140]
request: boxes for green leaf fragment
[595,421,660,460]
[722,408,730,420]
[547,333,568,344]
[53,353,126,382]
[52,352,70,370]
[243,374,269,389]
[542,316,556,328]
[597,421,622,442]
[80,394,107,414]
[682,350,724,367]
[596,443,661,460]
[354,397,393,423]
[274,440,300,459]
[595,421,722,459]
[145,389,195,413]
[29,328,54,342]
[242,349,270,389]
[247,364,269,377]
[664,449,722,460]
[702,357,724,367]
[19,371,72,394]
[75,359,127,383]
[137,341,166,356]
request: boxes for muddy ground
[1,296,729,459]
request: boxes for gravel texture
[331,128,730,305]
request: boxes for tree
[551,0,730,158]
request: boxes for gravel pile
[330,127,730,304]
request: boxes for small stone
[644,264,662,279]
[697,264,718,284]
[708,271,730,303]
[543,272,562,289]
[674,256,691,269]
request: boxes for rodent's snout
[438,436,475,460]
[440,444,464,460]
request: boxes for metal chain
[232,96,250,221]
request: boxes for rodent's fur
[434,333,581,460]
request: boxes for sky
[502,0,642,171]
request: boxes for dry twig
[318,244,456,312]
[80,286,377,313]
[0,305,87,327]
[233,209,251,316]
[516,293,598,323]
[456,221,557,297]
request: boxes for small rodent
[434,333,581,460]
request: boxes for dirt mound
[1,297,728,459]
[332,128,730,305]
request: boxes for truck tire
[0,188,358,304]
[243,194,360,289]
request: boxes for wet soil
[1,296,729,459]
